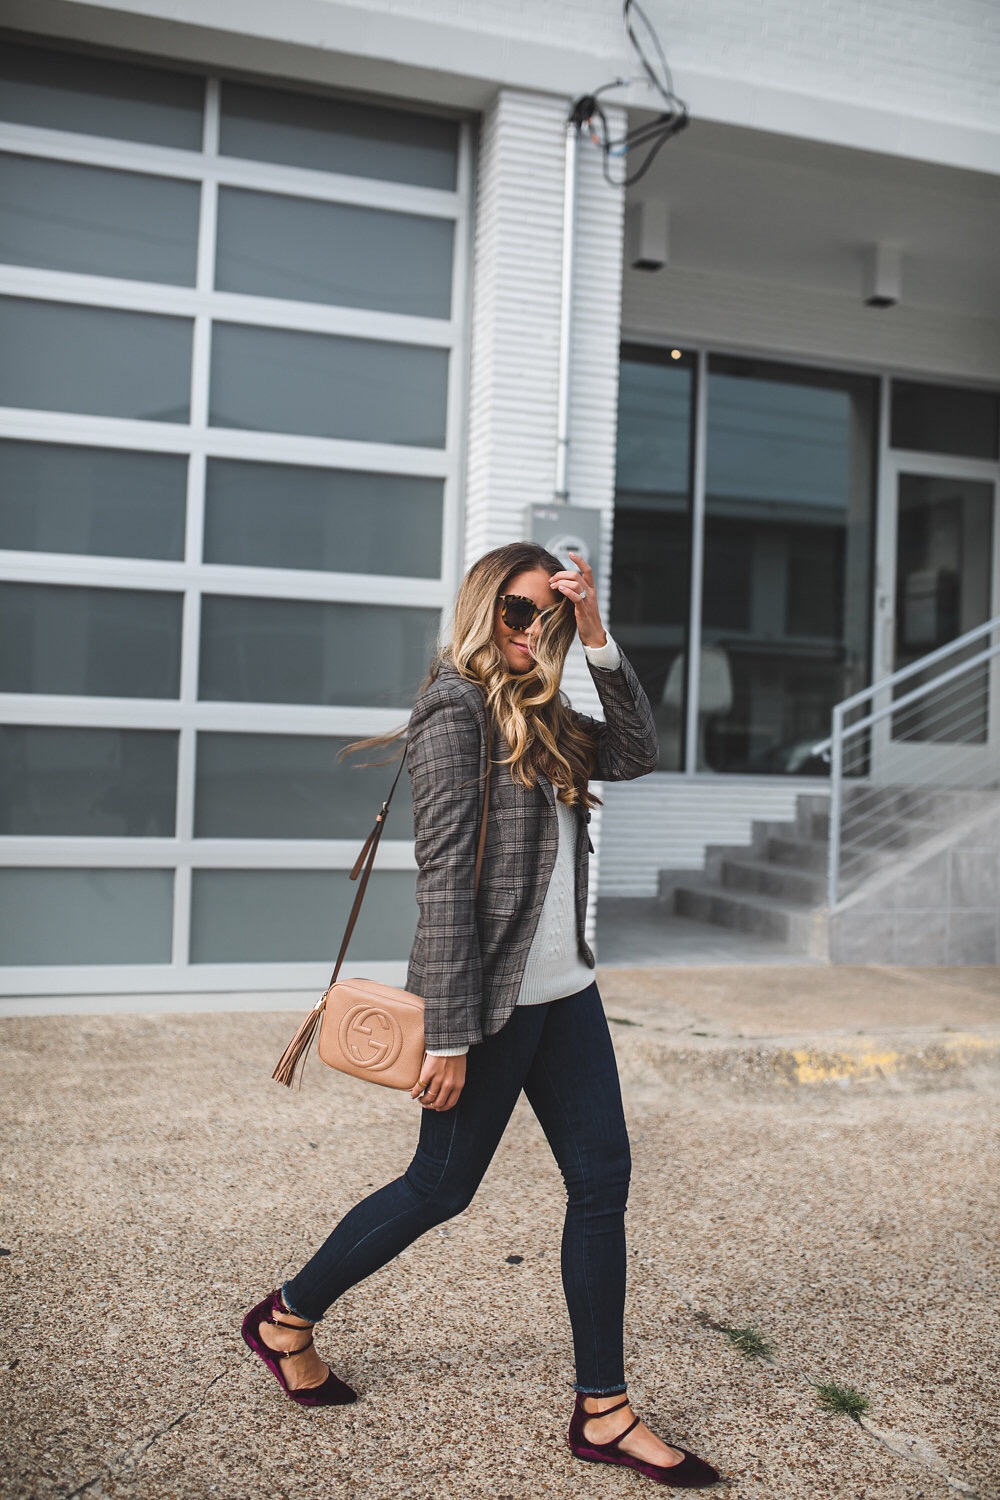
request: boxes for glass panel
[0,441,187,560]
[0,42,204,149]
[209,323,447,447]
[610,348,693,770]
[0,869,173,965]
[203,459,441,577]
[215,186,453,318]
[0,727,178,835]
[892,474,994,744]
[194,733,412,839]
[219,81,458,190]
[0,298,192,423]
[0,583,182,698]
[700,356,877,773]
[891,380,999,460]
[0,153,200,285]
[190,869,416,963]
[198,596,438,707]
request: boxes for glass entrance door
[872,460,999,783]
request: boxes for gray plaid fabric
[405,654,657,1052]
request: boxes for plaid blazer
[405,652,657,1051]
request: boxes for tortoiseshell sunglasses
[498,593,563,630]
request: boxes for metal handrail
[812,615,1000,758]
[824,616,1000,907]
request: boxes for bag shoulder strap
[326,698,493,990]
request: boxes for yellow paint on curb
[787,1034,1000,1085]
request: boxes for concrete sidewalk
[1,965,998,1500]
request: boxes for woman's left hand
[550,552,607,649]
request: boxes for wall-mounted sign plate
[527,505,602,583]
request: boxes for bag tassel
[272,997,326,1089]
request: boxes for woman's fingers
[413,1053,466,1111]
[549,553,606,648]
[568,550,595,583]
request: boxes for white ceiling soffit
[622,118,1000,319]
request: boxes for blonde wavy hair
[348,542,601,808]
[434,542,600,808]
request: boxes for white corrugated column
[464,90,565,560]
[463,90,626,943]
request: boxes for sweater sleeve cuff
[583,633,622,671]
[425,1045,470,1057]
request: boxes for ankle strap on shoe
[275,1334,315,1359]
[579,1395,630,1418]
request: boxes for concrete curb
[610,1021,1000,1092]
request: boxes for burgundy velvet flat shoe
[569,1395,721,1489]
[241,1289,357,1407]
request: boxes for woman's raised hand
[549,552,607,650]
[411,1052,466,1111]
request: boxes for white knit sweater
[426,636,620,1057]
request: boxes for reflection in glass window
[215,187,454,318]
[701,357,877,773]
[0,43,204,149]
[0,583,183,698]
[209,323,448,446]
[891,380,999,461]
[0,726,178,836]
[0,441,187,560]
[0,868,173,965]
[0,153,200,285]
[611,348,693,769]
[892,474,994,745]
[0,298,192,423]
[190,869,417,963]
[203,460,442,577]
[194,732,413,839]
[219,81,458,190]
[199,596,439,707]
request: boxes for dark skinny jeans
[283,982,632,1395]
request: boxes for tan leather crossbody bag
[273,740,491,1092]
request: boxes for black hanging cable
[571,0,689,189]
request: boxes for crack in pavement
[656,1272,981,1499]
[859,1418,979,1496]
[62,1366,231,1499]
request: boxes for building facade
[1,1,998,1002]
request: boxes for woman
[243,542,720,1489]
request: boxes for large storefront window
[612,350,877,773]
[0,42,471,990]
[611,348,693,771]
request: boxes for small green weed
[723,1325,774,1360]
[814,1380,870,1421]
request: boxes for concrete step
[673,881,828,956]
[719,856,826,905]
[702,842,771,881]
[794,793,831,840]
[762,832,829,871]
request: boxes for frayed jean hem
[279,1281,317,1322]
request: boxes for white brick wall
[461,90,626,936]
[655,0,999,127]
[285,0,1000,129]
[293,0,1000,129]
[21,0,999,166]
[463,91,624,657]
[298,0,1000,132]
[464,91,567,563]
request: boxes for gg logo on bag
[339,1005,404,1071]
